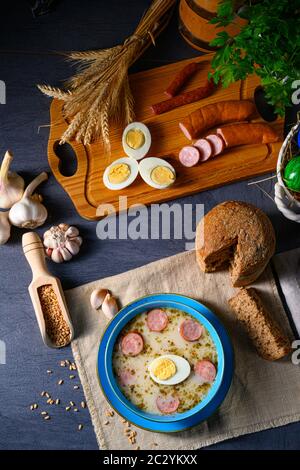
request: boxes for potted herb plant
[209,0,300,129]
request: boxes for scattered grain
[73,385,79,390]
[44,415,50,420]
[69,375,75,380]
[78,424,83,431]
[58,379,64,385]
[74,408,79,412]
[41,411,48,416]
[55,399,60,405]
[65,406,71,411]
[81,401,86,409]
[70,401,75,407]
[47,370,53,374]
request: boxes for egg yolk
[108,163,130,184]
[152,358,176,380]
[151,166,175,186]
[126,129,145,149]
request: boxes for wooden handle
[48,100,97,220]
[22,232,50,279]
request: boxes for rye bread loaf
[195,201,276,287]
[228,288,291,361]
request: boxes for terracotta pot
[179,0,246,53]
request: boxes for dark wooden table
[0,0,300,450]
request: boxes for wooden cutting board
[48,53,283,220]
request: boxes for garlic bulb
[0,150,24,209]
[9,172,48,229]
[101,293,119,320]
[0,211,11,245]
[90,288,109,310]
[43,223,82,263]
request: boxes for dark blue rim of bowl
[98,293,234,428]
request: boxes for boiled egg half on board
[149,355,191,385]
[122,122,152,160]
[103,157,139,191]
[139,157,176,190]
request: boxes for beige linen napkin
[65,251,300,450]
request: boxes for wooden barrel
[179,0,245,53]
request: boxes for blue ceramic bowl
[97,293,234,432]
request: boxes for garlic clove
[43,232,57,249]
[60,247,73,262]
[65,226,79,238]
[65,239,80,256]
[72,235,83,246]
[59,223,69,232]
[45,247,53,258]
[0,151,25,209]
[51,248,64,263]
[43,229,52,241]
[90,289,109,310]
[101,293,119,320]
[0,211,11,245]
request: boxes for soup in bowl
[98,294,233,432]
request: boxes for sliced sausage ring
[156,395,180,414]
[121,332,144,356]
[146,309,168,332]
[179,319,203,342]
[194,360,217,383]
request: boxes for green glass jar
[283,156,300,192]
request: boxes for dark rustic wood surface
[0,0,300,450]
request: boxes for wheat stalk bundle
[38,0,176,149]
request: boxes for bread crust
[195,201,276,287]
[228,288,291,361]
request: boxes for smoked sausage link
[217,123,279,147]
[151,80,214,116]
[165,62,202,98]
[179,100,256,140]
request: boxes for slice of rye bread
[195,201,276,287]
[228,288,291,361]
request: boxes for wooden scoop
[22,231,74,348]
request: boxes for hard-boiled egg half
[139,157,176,190]
[103,157,139,191]
[149,355,191,386]
[122,122,152,160]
